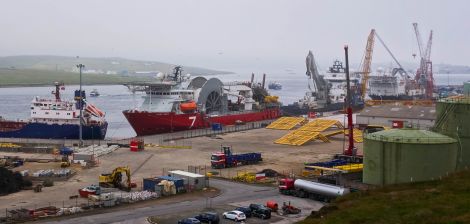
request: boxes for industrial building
[363,129,458,186]
[356,104,436,129]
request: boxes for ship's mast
[54,82,61,101]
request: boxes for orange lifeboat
[180,101,197,112]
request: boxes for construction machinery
[281,202,301,215]
[413,22,434,99]
[99,166,132,191]
[357,29,376,100]
[59,147,73,168]
[357,29,412,101]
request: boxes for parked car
[234,206,252,217]
[194,212,220,224]
[222,210,246,222]
[178,218,201,224]
[249,204,271,219]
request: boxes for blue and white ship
[0,82,107,139]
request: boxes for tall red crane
[413,23,434,99]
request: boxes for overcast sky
[0,0,468,71]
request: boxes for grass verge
[299,170,470,224]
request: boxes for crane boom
[424,30,433,61]
[359,29,375,99]
[412,23,434,99]
[413,23,425,58]
[306,51,328,104]
[374,32,407,71]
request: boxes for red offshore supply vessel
[123,66,280,136]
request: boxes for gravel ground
[0,127,361,214]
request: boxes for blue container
[211,123,222,131]
[143,178,158,192]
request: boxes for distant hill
[0,55,231,76]
[347,62,470,74]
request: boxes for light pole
[77,64,85,146]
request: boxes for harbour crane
[413,22,434,99]
[305,51,329,108]
[357,29,376,100]
[356,29,410,100]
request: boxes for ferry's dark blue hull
[0,122,107,140]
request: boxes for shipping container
[143,178,159,192]
[72,153,94,162]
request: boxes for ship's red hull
[123,108,281,136]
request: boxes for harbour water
[0,72,469,139]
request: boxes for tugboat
[0,82,107,139]
[123,66,281,136]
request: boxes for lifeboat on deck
[180,101,197,113]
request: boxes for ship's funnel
[250,73,255,87]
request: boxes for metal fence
[0,120,274,150]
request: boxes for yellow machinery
[99,166,131,191]
[264,95,279,104]
[356,29,375,100]
[60,155,70,168]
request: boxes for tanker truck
[278,178,349,202]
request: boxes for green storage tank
[433,97,470,169]
[464,82,470,96]
[364,129,458,186]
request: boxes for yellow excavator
[99,166,132,191]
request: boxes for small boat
[180,101,197,113]
[268,81,282,90]
[90,89,100,97]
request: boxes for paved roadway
[45,179,279,224]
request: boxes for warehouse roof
[169,170,205,178]
[438,96,470,105]
[357,104,436,120]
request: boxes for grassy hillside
[299,170,470,224]
[0,69,153,86]
[0,55,230,76]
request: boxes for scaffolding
[274,119,344,146]
[266,117,306,130]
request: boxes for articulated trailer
[279,178,350,202]
[211,146,262,169]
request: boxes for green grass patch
[299,170,470,224]
[0,69,152,86]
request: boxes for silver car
[222,210,246,222]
